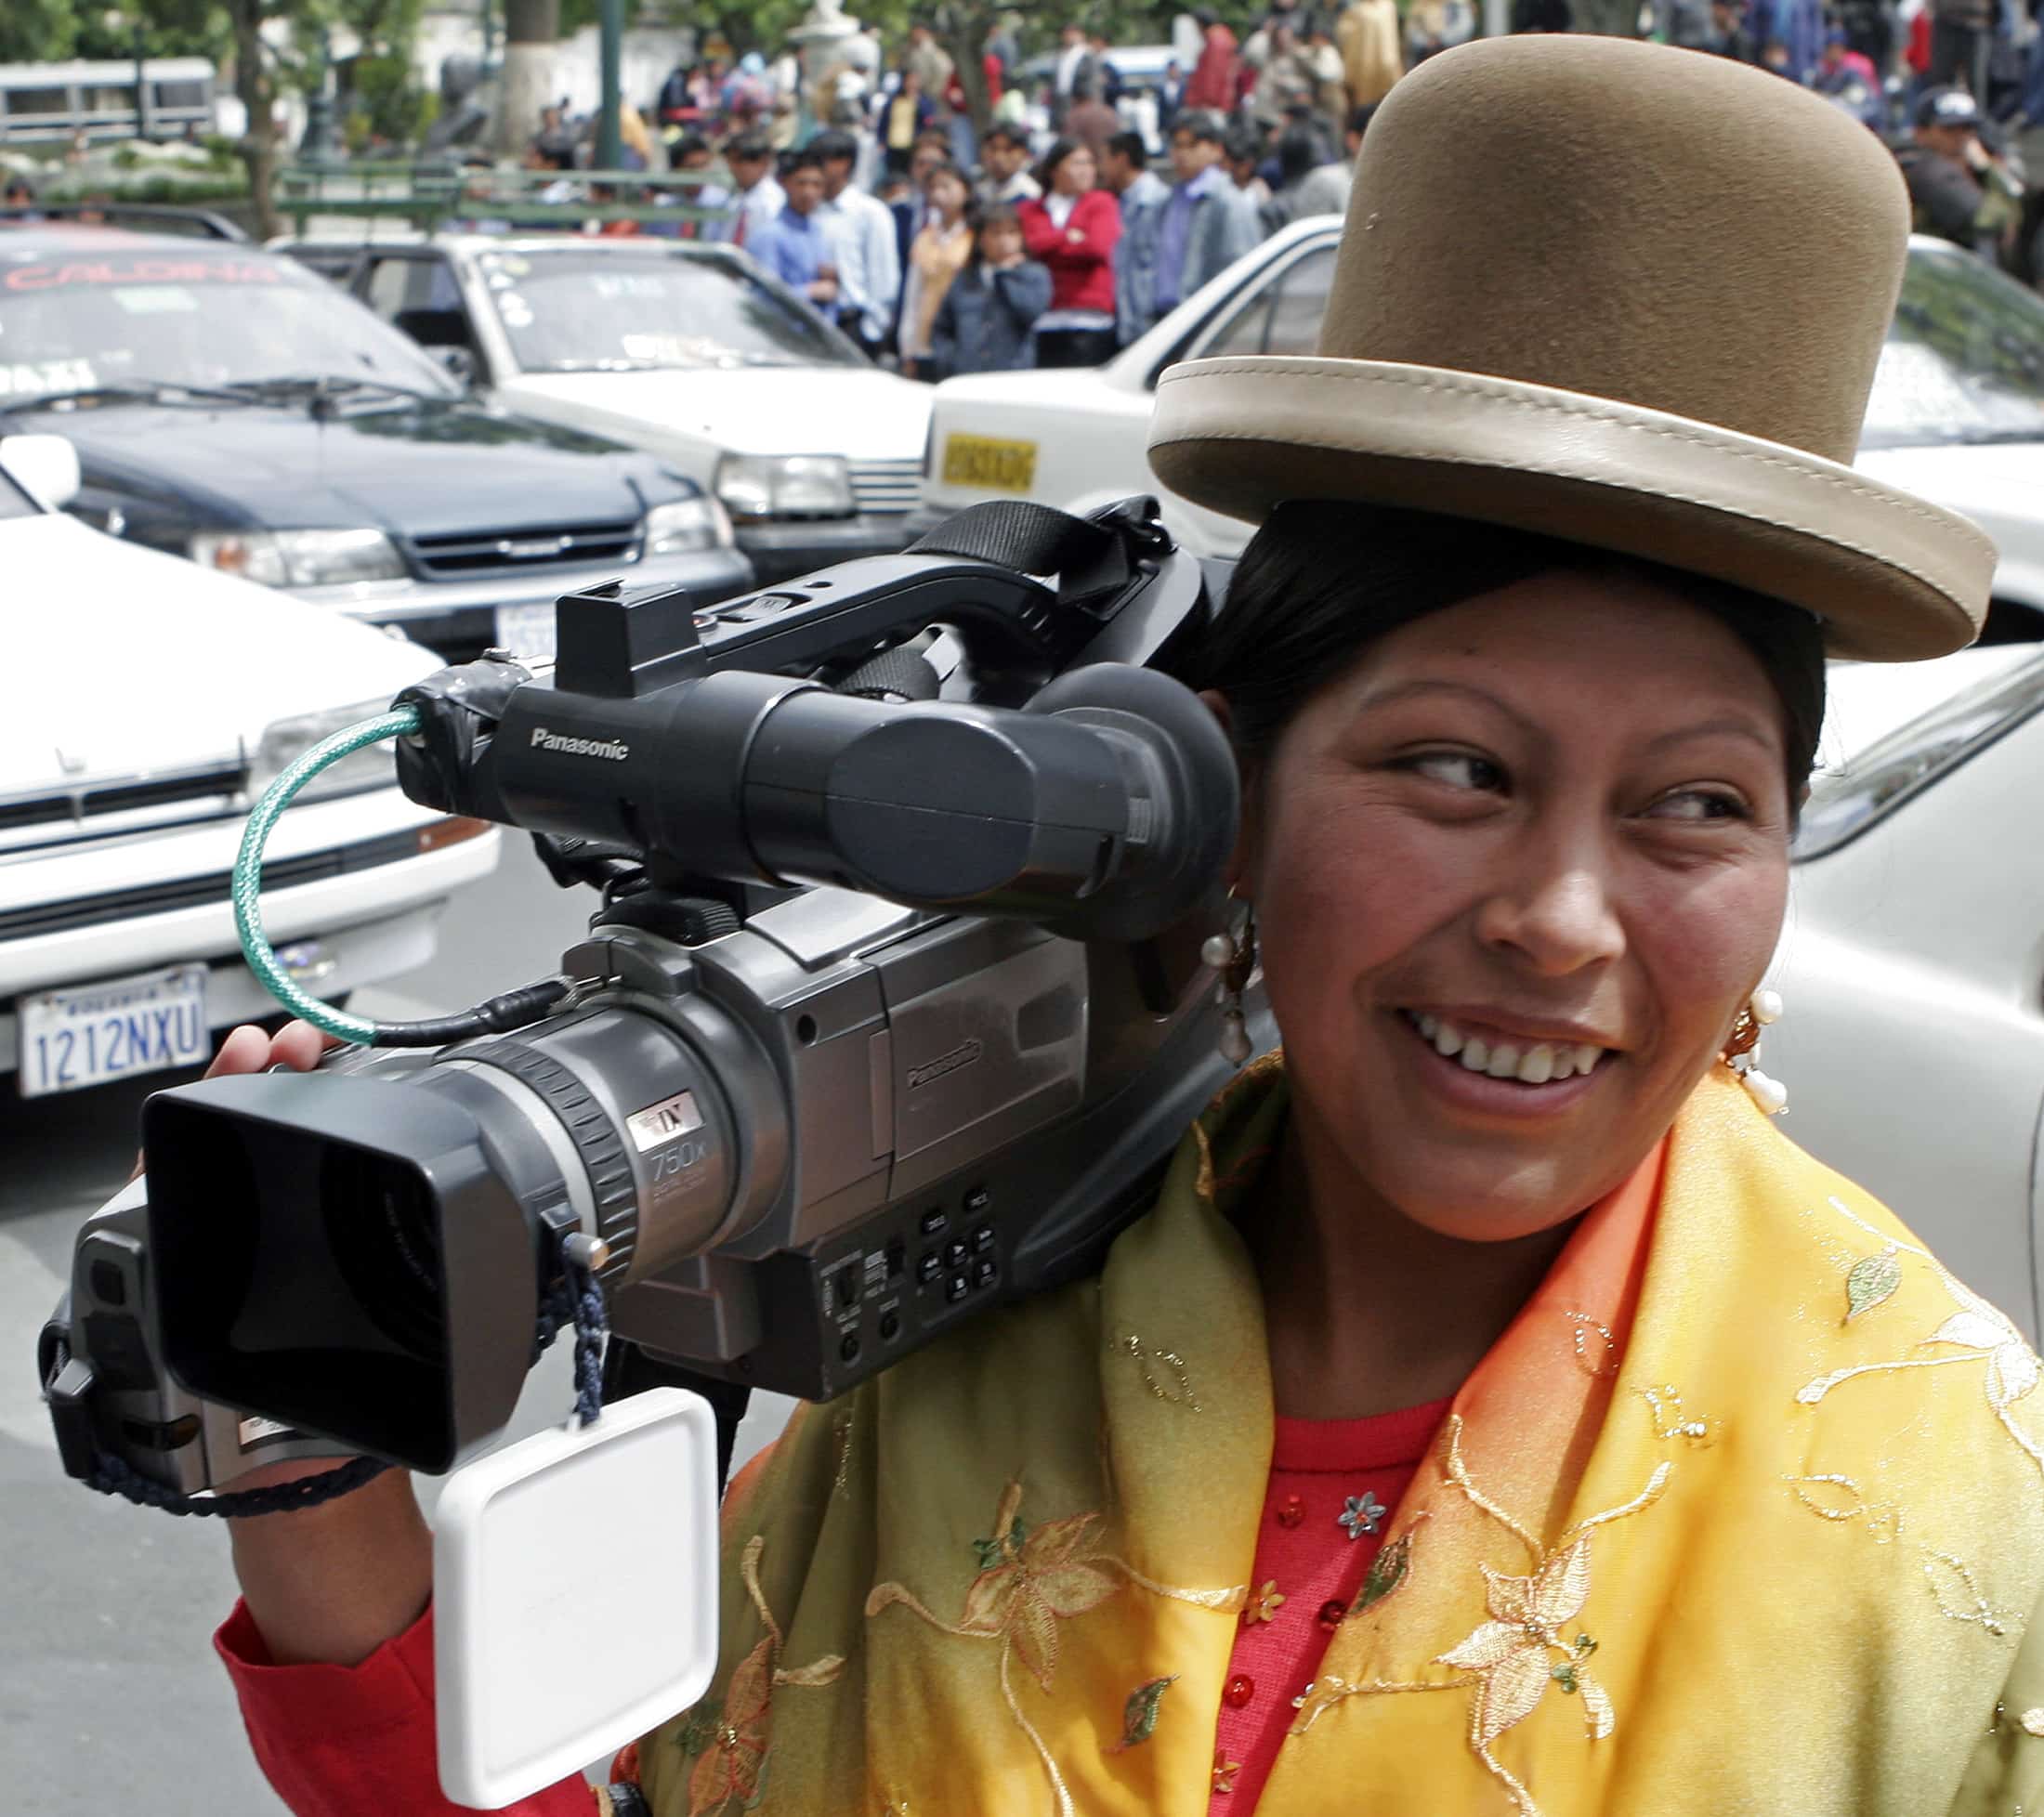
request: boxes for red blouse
[1017,188,1122,316]
[217,1397,1448,1813]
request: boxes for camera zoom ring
[455,1039,637,1279]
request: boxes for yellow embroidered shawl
[635,1060,2044,1817]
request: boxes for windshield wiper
[218,373,447,412]
[0,379,251,413]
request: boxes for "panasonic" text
[531,727,630,761]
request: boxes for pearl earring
[1723,987,1786,1115]
[1201,895,1257,1066]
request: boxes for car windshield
[1796,649,2044,857]
[477,246,863,373]
[1859,245,2044,449]
[0,247,457,406]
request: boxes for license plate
[941,433,1038,493]
[494,600,558,665]
[18,962,209,1099]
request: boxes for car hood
[12,395,676,535]
[501,366,932,460]
[0,513,437,790]
[1855,439,2044,546]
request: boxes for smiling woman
[207,33,2044,1817]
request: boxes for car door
[360,249,489,381]
[1156,237,1342,556]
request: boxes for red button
[1275,1494,1304,1529]
[1318,1600,1346,1631]
[1224,1673,1255,1708]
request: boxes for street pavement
[0,832,794,1810]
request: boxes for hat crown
[1319,36,1909,464]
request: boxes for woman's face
[926,169,968,217]
[1234,569,1795,1244]
[1055,148,1096,195]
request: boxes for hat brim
[1147,357,1997,661]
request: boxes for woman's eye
[1399,752,1504,791]
[1646,789,1749,823]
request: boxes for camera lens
[321,1145,444,1363]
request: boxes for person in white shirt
[723,135,787,247]
[811,128,903,356]
[975,124,1042,206]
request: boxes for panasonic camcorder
[42,498,1272,1492]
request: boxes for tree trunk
[498,0,559,157]
[936,0,995,136]
[1569,0,1644,34]
[229,0,280,241]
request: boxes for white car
[0,434,501,1099]
[284,236,936,588]
[919,222,2044,638]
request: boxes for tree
[499,0,559,157]
[0,0,79,64]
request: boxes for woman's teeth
[1409,1012,1605,1085]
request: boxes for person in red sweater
[1016,137,1122,367]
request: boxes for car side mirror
[0,432,82,509]
[437,346,478,388]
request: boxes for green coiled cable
[230,707,422,1046]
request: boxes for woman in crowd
[897,160,975,379]
[1017,137,1122,368]
[927,203,1052,378]
[201,36,2044,1817]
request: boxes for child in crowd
[927,205,1052,378]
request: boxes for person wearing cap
[1897,85,2022,255]
[198,35,2044,1817]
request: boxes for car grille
[0,828,424,941]
[409,517,641,576]
[848,459,922,516]
[0,762,246,838]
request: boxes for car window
[1860,245,2044,449]
[1196,245,1338,359]
[366,255,464,320]
[475,247,863,373]
[0,246,460,402]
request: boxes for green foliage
[0,0,79,63]
[348,47,430,145]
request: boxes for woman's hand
[160,1022,434,1665]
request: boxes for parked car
[0,433,502,1099]
[918,223,2044,639]
[1767,640,2044,1340]
[0,226,752,663]
[281,235,934,586]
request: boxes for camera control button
[946,1272,971,1303]
[963,1185,991,1217]
[944,1238,969,1270]
[972,1257,998,1290]
[917,1251,943,1286]
[971,1225,996,1254]
[919,1209,949,1236]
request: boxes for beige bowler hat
[1146,34,1998,660]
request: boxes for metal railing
[276,163,741,237]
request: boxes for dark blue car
[0,226,752,659]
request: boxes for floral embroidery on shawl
[682,1535,845,1817]
[864,1476,1240,1815]
[1798,1196,2044,1482]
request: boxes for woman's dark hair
[1037,136,1091,191]
[1181,502,1826,801]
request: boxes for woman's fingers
[127,1020,342,1182]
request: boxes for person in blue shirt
[746,152,846,311]
[1117,111,1264,343]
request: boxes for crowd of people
[501,0,2044,373]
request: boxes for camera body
[45,499,1272,1485]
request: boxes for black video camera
[43,499,1270,1488]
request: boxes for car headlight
[248,699,401,804]
[714,454,855,522]
[642,495,734,556]
[190,529,408,588]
